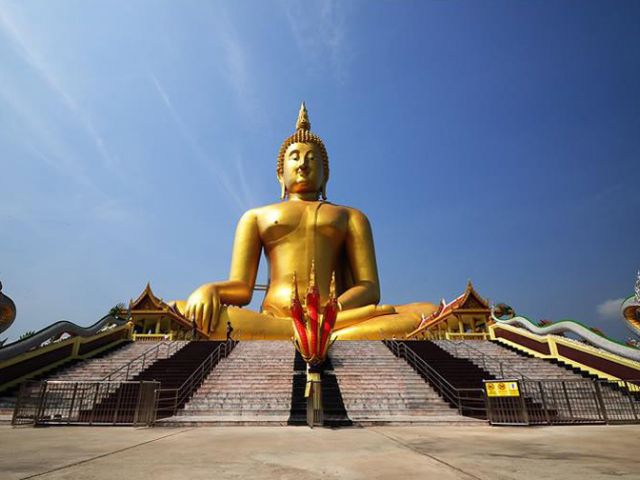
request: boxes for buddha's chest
[258,203,349,246]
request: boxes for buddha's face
[281,142,325,196]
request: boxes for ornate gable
[407,280,491,338]
[459,281,489,310]
[130,283,165,311]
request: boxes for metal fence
[12,380,159,426]
[486,379,640,425]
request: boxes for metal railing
[154,339,238,419]
[102,341,184,382]
[437,340,531,379]
[384,340,486,418]
[486,378,640,425]
[12,380,159,426]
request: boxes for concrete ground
[1,425,639,480]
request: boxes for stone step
[328,342,462,420]
[182,341,294,417]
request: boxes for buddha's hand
[184,283,221,334]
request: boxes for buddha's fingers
[211,290,221,333]
[203,303,212,333]
[195,304,204,327]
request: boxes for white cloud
[149,74,251,212]
[202,4,261,120]
[597,298,625,320]
[0,8,115,170]
[282,0,351,83]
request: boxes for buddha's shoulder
[318,203,372,225]
[240,202,370,220]
[237,203,286,221]
[327,203,369,219]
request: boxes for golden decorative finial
[296,102,311,131]
[309,260,316,288]
[291,272,299,300]
[329,271,336,298]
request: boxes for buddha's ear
[321,181,327,200]
[278,176,286,200]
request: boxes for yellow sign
[485,381,520,397]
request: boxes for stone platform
[2,425,638,479]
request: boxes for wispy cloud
[150,73,251,211]
[195,3,261,122]
[0,8,137,233]
[0,8,116,170]
[597,298,625,320]
[0,85,98,193]
[281,0,351,83]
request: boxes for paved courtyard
[1,424,639,480]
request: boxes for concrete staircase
[330,341,480,424]
[50,341,187,381]
[171,341,295,425]
[433,340,580,380]
[0,341,187,419]
[436,340,640,422]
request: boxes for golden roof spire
[296,102,311,131]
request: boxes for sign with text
[485,380,520,397]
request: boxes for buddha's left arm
[339,209,381,309]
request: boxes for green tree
[108,303,128,319]
[19,330,36,340]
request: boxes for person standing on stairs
[226,321,234,342]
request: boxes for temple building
[1,105,639,428]
[407,282,492,340]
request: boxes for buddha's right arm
[184,210,261,328]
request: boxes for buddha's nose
[298,157,310,171]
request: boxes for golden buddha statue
[173,104,436,340]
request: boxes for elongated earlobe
[280,181,286,200]
[321,183,327,200]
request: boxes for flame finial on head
[296,102,311,131]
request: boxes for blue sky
[1,1,639,341]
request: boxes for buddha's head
[277,103,329,200]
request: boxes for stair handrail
[384,340,485,416]
[440,340,531,379]
[101,341,183,382]
[154,339,238,418]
